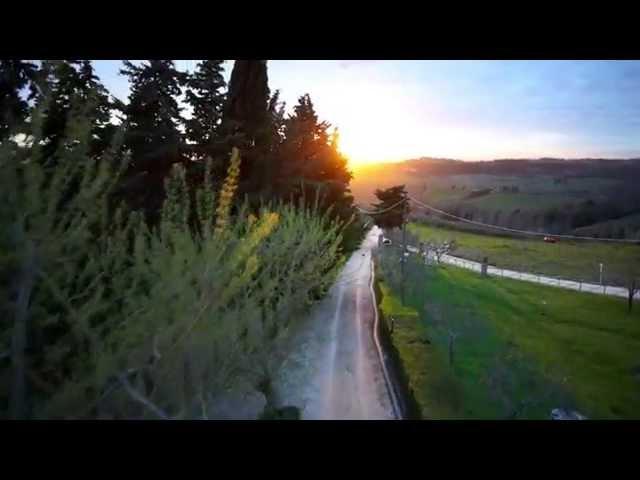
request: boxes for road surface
[272,226,399,420]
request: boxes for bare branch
[117,373,171,420]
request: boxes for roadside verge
[371,260,423,420]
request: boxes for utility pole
[481,256,489,277]
[401,195,408,304]
[599,263,604,286]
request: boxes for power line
[408,196,640,244]
[355,198,407,216]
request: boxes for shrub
[1,104,344,419]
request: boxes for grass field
[376,254,640,419]
[407,222,640,286]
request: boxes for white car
[382,238,392,246]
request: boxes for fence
[438,254,635,299]
[386,238,637,300]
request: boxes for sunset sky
[93,60,640,166]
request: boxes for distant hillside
[351,157,640,238]
[572,212,640,240]
[355,157,640,179]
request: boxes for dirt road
[273,226,398,420]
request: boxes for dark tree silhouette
[278,94,354,221]
[0,60,38,140]
[219,60,273,199]
[119,60,187,218]
[184,60,226,160]
[372,185,408,230]
[38,61,119,159]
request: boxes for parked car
[543,236,557,243]
[382,238,392,246]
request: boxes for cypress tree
[221,60,270,148]
[220,60,272,200]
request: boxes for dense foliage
[372,185,409,230]
[0,59,360,419]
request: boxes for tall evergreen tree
[0,60,38,140]
[183,60,227,192]
[220,60,273,200]
[185,60,226,149]
[35,60,118,160]
[221,60,270,148]
[119,60,187,217]
[279,94,353,221]
[267,89,286,150]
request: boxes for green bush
[0,105,344,419]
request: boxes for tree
[278,94,354,221]
[219,60,273,199]
[119,60,188,217]
[372,185,409,230]
[424,239,457,265]
[184,60,226,159]
[0,103,346,418]
[267,89,286,151]
[34,60,118,160]
[0,101,127,418]
[221,60,270,147]
[0,60,38,140]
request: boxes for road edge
[370,257,407,420]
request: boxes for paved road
[273,226,398,420]
[405,245,635,299]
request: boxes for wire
[355,198,407,216]
[408,196,640,244]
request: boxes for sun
[317,82,434,168]
[336,123,398,168]
[340,139,382,169]
[338,121,429,169]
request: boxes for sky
[92,60,640,166]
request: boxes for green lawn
[376,258,640,419]
[408,222,640,286]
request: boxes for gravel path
[273,227,395,420]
